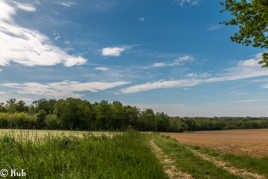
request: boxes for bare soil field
[161,129,268,157]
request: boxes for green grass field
[190,145,268,178]
[0,130,167,179]
[153,135,242,179]
[0,130,267,178]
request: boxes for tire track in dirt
[189,148,265,179]
[150,140,193,179]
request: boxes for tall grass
[0,131,168,179]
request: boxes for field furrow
[150,139,193,179]
[154,135,242,179]
[189,148,265,179]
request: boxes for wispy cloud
[234,99,264,103]
[138,17,145,22]
[261,84,268,88]
[175,0,199,7]
[2,81,130,98]
[121,79,200,94]
[208,24,223,31]
[53,32,61,41]
[121,53,267,94]
[101,46,128,57]
[15,2,36,12]
[56,1,76,8]
[151,55,194,68]
[0,0,87,67]
[152,62,166,67]
[185,73,210,78]
[95,67,109,71]
[0,96,34,104]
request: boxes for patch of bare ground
[150,140,193,179]
[161,129,268,157]
[189,148,265,179]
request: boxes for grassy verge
[154,135,241,179]
[0,131,168,179]
[190,145,268,178]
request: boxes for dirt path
[150,140,193,179]
[189,148,265,179]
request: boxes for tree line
[0,98,268,132]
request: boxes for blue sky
[0,0,267,116]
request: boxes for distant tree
[54,98,93,130]
[124,106,139,128]
[220,0,268,65]
[16,100,28,112]
[6,98,17,113]
[155,112,170,131]
[33,99,57,114]
[140,109,156,131]
[0,103,6,112]
[111,101,129,130]
[45,114,61,129]
[37,109,47,129]
[95,100,112,130]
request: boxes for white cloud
[138,17,145,22]
[64,41,71,45]
[0,0,15,21]
[174,55,193,63]
[0,69,2,72]
[53,32,61,41]
[95,67,109,71]
[0,95,34,104]
[238,58,260,67]
[208,24,223,31]
[2,81,130,98]
[121,53,268,94]
[186,73,210,78]
[121,79,200,94]
[56,1,75,7]
[15,2,36,12]
[234,99,263,103]
[261,83,268,88]
[151,55,193,68]
[0,0,87,67]
[135,103,185,114]
[152,62,166,67]
[101,47,128,57]
[175,0,199,7]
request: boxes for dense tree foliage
[0,98,268,132]
[220,0,268,64]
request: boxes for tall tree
[16,100,28,112]
[95,100,112,130]
[0,103,6,112]
[54,98,93,130]
[220,0,268,65]
[6,98,17,113]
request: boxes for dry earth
[161,129,268,157]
